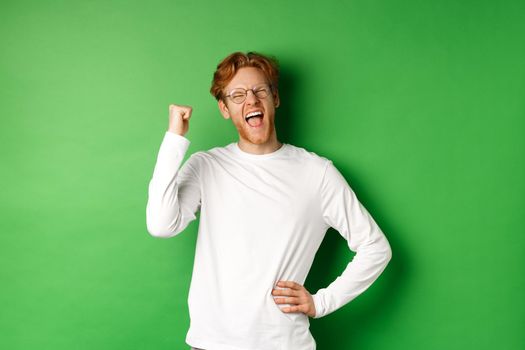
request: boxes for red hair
[210,51,280,101]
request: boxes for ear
[274,91,280,108]
[218,99,231,119]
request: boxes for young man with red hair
[146,51,392,350]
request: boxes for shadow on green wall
[276,61,406,348]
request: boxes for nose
[245,89,260,104]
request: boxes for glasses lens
[230,89,246,103]
[227,84,271,104]
[254,86,269,99]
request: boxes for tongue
[247,116,263,127]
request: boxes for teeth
[245,111,263,119]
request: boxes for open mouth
[245,111,264,127]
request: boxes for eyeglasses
[224,84,272,104]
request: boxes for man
[146,51,392,350]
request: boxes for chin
[241,133,266,144]
[236,116,277,144]
[245,130,273,145]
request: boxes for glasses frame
[223,83,273,104]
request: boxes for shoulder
[184,144,231,167]
[285,143,332,170]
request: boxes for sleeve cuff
[162,131,190,152]
[311,292,325,319]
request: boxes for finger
[273,288,298,297]
[277,280,300,290]
[181,107,192,119]
[169,105,181,117]
[281,304,306,313]
[274,297,300,305]
[169,104,181,113]
[169,104,192,118]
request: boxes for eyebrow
[230,83,268,89]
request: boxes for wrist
[167,128,184,137]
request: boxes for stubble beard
[237,117,275,145]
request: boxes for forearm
[311,231,392,318]
[146,131,192,238]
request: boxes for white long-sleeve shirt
[146,131,392,350]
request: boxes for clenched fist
[168,104,192,137]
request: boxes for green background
[1,0,524,349]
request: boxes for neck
[237,137,283,155]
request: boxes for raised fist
[168,104,193,137]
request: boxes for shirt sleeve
[310,160,392,319]
[146,131,201,238]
